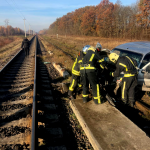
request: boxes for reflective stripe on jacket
[113,56,138,78]
[72,51,84,76]
[80,50,104,73]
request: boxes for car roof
[114,41,150,55]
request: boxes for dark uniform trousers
[24,47,29,56]
[82,71,101,104]
[121,75,137,104]
[68,51,83,95]
[21,38,30,57]
[80,48,103,104]
[112,56,138,107]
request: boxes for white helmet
[96,42,102,51]
[82,45,91,54]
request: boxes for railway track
[0,35,93,150]
[0,36,36,150]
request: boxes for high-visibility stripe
[72,70,80,74]
[119,63,128,71]
[80,64,96,70]
[72,70,80,76]
[80,66,96,70]
[100,64,104,69]
[89,54,95,62]
[94,84,101,104]
[98,58,104,63]
[72,69,80,73]
[122,81,126,99]
[97,84,101,104]
[88,46,95,52]
[72,58,78,72]
[124,74,135,77]
[126,56,138,70]
[78,84,82,87]
[126,56,136,68]
[69,79,75,91]
[78,60,82,63]
[83,94,88,97]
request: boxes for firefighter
[108,52,138,107]
[68,45,91,100]
[95,43,111,85]
[21,37,30,56]
[80,44,104,104]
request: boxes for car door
[138,63,150,86]
[138,53,150,86]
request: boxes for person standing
[80,44,103,104]
[109,52,138,107]
[21,37,30,56]
[68,45,91,100]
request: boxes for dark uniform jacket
[80,49,105,73]
[113,56,137,78]
[72,51,84,76]
[21,38,30,48]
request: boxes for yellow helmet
[88,46,95,52]
[108,52,119,63]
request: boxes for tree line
[40,0,150,40]
[0,25,24,36]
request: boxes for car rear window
[112,48,143,66]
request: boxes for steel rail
[31,35,37,150]
[0,35,37,149]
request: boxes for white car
[111,41,150,91]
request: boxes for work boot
[128,101,135,108]
[122,99,127,104]
[83,97,88,103]
[68,90,74,100]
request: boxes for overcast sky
[0,0,138,32]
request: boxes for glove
[104,66,108,70]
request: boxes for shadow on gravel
[52,77,66,83]
[0,84,32,127]
[0,104,32,127]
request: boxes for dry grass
[0,37,13,47]
[0,36,24,48]
[39,36,74,82]
[40,38,74,70]
[38,34,141,82]
[0,39,22,59]
[43,34,140,51]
